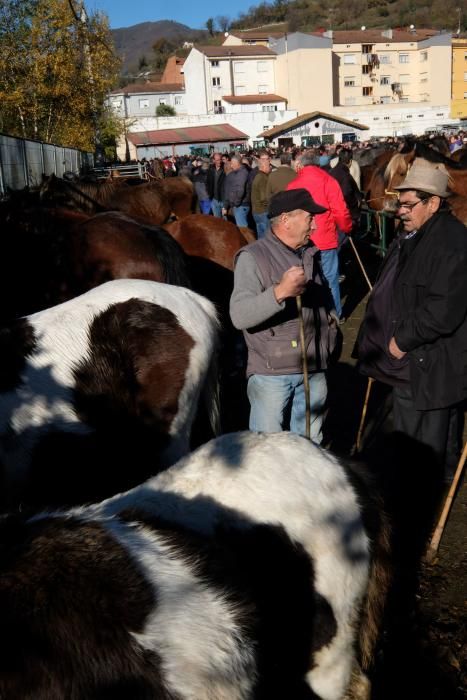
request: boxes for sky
[87,0,259,30]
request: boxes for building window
[362,64,371,74]
[373,117,380,120]
[111,100,122,110]
[344,78,356,87]
[384,116,390,120]
[212,77,221,87]
[464,72,467,80]
[211,60,219,67]
[362,44,373,54]
[399,53,409,63]
[262,125,269,131]
[343,54,356,64]
[380,54,391,64]
[175,96,183,105]
[236,85,246,95]
[159,98,166,105]
[344,97,356,105]
[262,104,278,111]
[407,114,412,118]
[213,99,224,113]
[399,97,409,102]
[420,51,427,61]
[420,72,428,83]
[234,62,245,73]
[139,99,149,108]
[362,86,373,96]
[380,95,391,103]
[257,61,268,72]
[464,92,467,99]
[399,74,410,84]
[380,76,390,85]
[258,84,268,94]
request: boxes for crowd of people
[138,134,467,486]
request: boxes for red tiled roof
[222,93,286,104]
[127,124,249,147]
[110,82,184,95]
[195,45,276,57]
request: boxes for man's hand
[389,336,406,359]
[274,266,306,303]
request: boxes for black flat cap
[267,188,327,218]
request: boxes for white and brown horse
[0,431,391,700]
[0,279,219,508]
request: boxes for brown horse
[0,199,190,321]
[163,214,255,271]
[161,176,195,219]
[40,174,172,225]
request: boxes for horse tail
[383,153,409,188]
[148,226,192,289]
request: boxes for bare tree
[216,15,230,33]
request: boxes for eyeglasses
[396,199,427,211]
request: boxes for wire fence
[0,133,94,196]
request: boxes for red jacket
[286,166,352,250]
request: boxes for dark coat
[392,210,467,410]
[206,164,226,201]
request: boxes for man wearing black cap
[230,188,337,441]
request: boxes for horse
[0,201,190,321]
[163,214,255,271]
[40,174,172,225]
[160,176,196,218]
[0,279,219,508]
[0,431,392,700]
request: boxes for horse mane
[141,222,191,289]
[383,153,409,188]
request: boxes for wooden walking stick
[348,236,373,294]
[349,246,374,456]
[296,294,311,439]
[425,439,467,563]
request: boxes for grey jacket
[230,230,337,377]
[223,166,250,208]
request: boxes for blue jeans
[233,205,250,227]
[247,372,327,443]
[199,199,211,215]
[320,248,342,318]
[253,212,269,239]
[211,198,223,217]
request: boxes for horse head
[382,152,414,213]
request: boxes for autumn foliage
[0,0,121,151]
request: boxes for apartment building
[183,45,277,115]
[331,28,450,108]
[451,36,467,119]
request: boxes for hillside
[112,20,205,73]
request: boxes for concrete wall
[108,91,186,118]
[273,33,334,114]
[183,49,209,114]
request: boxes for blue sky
[87,0,259,30]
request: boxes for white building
[183,45,277,115]
[107,82,187,118]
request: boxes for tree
[206,17,214,36]
[156,104,176,117]
[0,0,120,150]
[216,15,230,33]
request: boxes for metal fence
[0,133,94,195]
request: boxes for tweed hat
[268,188,327,218]
[394,158,451,198]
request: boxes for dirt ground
[331,238,467,699]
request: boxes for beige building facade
[451,37,467,119]
[331,29,451,109]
